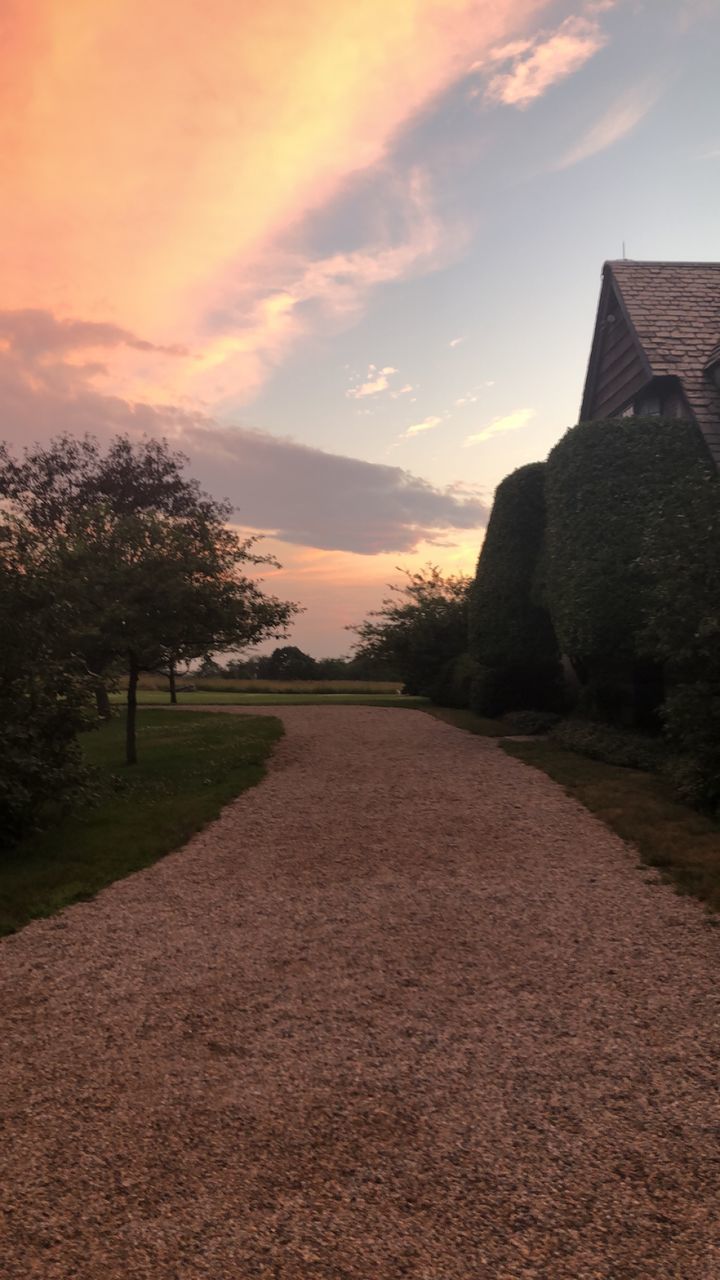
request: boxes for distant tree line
[192,647,398,682]
[0,434,298,849]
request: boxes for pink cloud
[0,309,486,555]
[2,0,554,405]
[483,14,608,108]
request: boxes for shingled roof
[583,260,720,465]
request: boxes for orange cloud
[1,0,551,379]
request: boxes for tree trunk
[168,660,177,704]
[95,682,112,719]
[126,653,139,765]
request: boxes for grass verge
[422,706,507,737]
[111,691,428,707]
[502,739,720,915]
[0,710,283,938]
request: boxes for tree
[348,565,471,698]
[256,646,318,681]
[0,435,299,764]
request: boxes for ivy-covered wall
[469,462,562,714]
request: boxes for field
[0,710,282,937]
[134,675,402,695]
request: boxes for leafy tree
[348,565,471,698]
[0,435,299,763]
[195,656,226,679]
[256,646,318,681]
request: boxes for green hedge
[545,417,712,665]
[544,416,715,724]
[638,459,720,809]
[469,463,562,715]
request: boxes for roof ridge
[607,259,720,268]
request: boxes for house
[580,260,720,466]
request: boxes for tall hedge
[545,417,713,653]
[544,416,715,721]
[469,462,561,714]
[639,461,720,809]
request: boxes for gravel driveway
[2,705,720,1279]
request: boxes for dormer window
[636,392,661,416]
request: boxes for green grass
[111,690,428,707]
[502,739,720,915]
[0,710,283,937]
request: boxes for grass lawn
[502,739,720,916]
[0,710,283,938]
[111,690,429,707]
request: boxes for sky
[2,0,719,655]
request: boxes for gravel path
[2,706,720,1279]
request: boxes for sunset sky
[2,0,719,653]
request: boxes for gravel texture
[2,705,720,1279]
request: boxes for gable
[582,261,720,467]
[580,274,650,421]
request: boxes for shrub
[0,519,96,851]
[500,709,561,736]
[0,705,91,850]
[549,719,666,772]
[658,683,720,812]
[469,463,562,715]
[428,651,475,708]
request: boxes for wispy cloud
[347,364,398,399]
[555,83,660,169]
[482,14,608,108]
[193,168,463,404]
[401,415,443,440]
[455,381,494,407]
[464,407,534,445]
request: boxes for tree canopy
[256,646,318,681]
[0,434,299,763]
[349,565,470,697]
